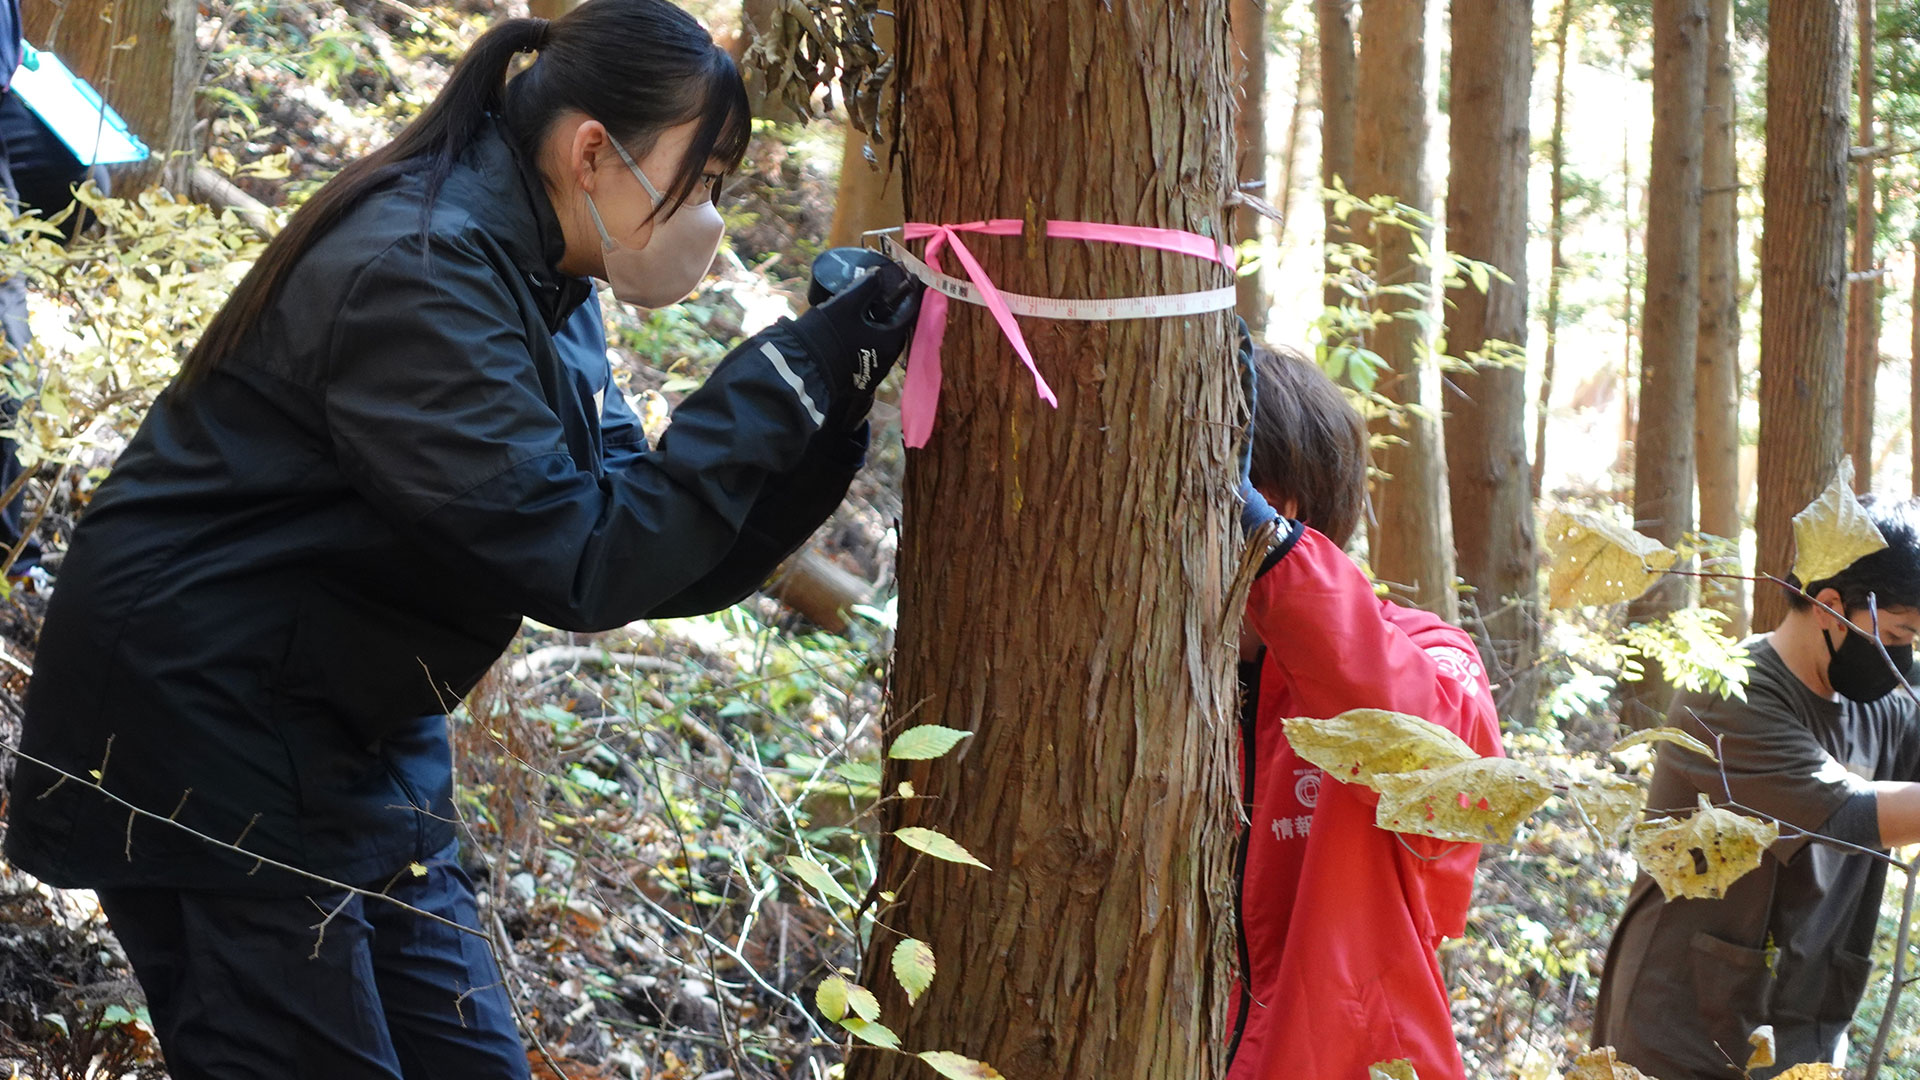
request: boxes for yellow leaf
[407,862,428,878]
[1563,772,1646,842]
[1628,794,1779,900]
[839,1016,900,1049]
[1368,1060,1419,1080]
[1283,709,1476,790]
[1373,759,1554,845]
[1610,726,1719,763]
[1544,509,1678,609]
[892,938,936,1005]
[815,976,849,1022]
[1746,1024,1776,1069]
[918,1051,1005,1080]
[1566,1048,1653,1080]
[1791,458,1888,587]
[1773,1066,1844,1080]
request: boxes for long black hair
[178,0,751,384]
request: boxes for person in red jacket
[1227,332,1505,1080]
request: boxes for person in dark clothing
[1595,496,1920,1079]
[0,2,107,572]
[3,2,919,1077]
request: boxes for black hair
[178,0,750,384]
[1245,341,1368,549]
[1785,495,1920,613]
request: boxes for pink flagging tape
[885,219,1237,448]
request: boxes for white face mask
[583,137,725,308]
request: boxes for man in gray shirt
[1595,496,1920,1079]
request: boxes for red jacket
[1226,528,1503,1080]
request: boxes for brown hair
[177,0,750,385]
[1246,341,1367,549]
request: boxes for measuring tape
[878,233,1238,322]
[880,218,1239,448]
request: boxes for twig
[1865,857,1918,1080]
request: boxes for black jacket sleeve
[648,421,868,617]
[323,231,844,631]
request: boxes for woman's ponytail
[177,17,554,385]
[177,0,748,387]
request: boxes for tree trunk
[527,0,582,18]
[1444,0,1535,717]
[1756,0,1852,631]
[1912,236,1920,498]
[1318,0,1358,315]
[849,4,1240,1078]
[1696,0,1747,636]
[22,0,198,193]
[1535,0,1577,500]
[1622,0,1707,723]
[1272,30,1312,255]
[1232,0,1270,329]
[1844,0,1878,491]
[1355,0,1454,619]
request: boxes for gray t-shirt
[1593,638,1920,1079]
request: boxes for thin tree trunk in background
[1623,0,1707,724]
[1696,0,1747,636]
[1912,238,1920,498]
[826,12,903,248]
[1535,0,1577,500]
[1844,0,1879,491]
[1756,0,1852,631]
[1232,0,1271,329]
[849,2,1241,1076]
[1445,0,1536,718]
[527,0,582,18]
[1355,0,1455,619]
[1620,138,1639,463]
[23,0,198,193]
[1273,31,1312,255]
[1318,0,1358,315]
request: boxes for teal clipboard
[8,43,151,166]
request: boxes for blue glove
[1236,317,1280,537]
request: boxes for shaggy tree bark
[849,3,1242,1077]
[1756,0,1851,631]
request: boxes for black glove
[789,250,924,429]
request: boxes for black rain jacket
[6,120,864,891]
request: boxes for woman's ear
[570,118,609,194]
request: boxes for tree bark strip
[850,4,1241,1077]
[1317,0,1357,315]
[1444,0,1536,716]
[1756,0,1852,631]
[1534,0,1577,500]
[1696,0,1747,635]
[1355,0,1454,619]
[1844,0,1880,491]
[1232,0,1270,328]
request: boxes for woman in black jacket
[4,2,917,1076]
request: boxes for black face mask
[1823,627,1913,703]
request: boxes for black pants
[95,845,531,1080]
[0,88,105,569]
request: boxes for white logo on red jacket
[1293,768,1322,809]
[1426,645,1486,695]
